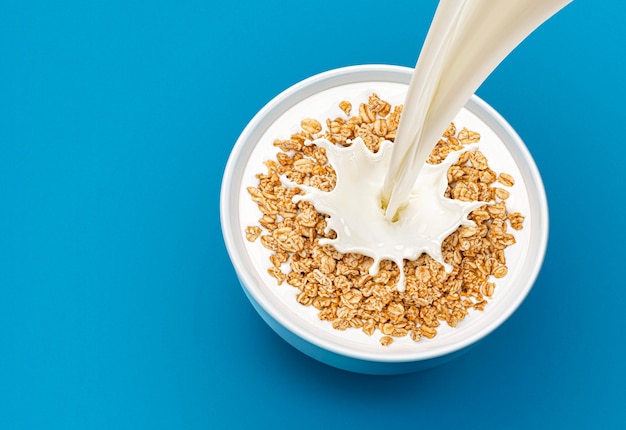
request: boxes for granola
[246,93,524,346]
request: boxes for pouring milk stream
[382,0,573,221]
[282,0,571,291]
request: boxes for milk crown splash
[281,137,484,292]
[382,0,572,221]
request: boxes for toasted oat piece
[379,336,394,346]
[245,226,262,242]
[339,100,352,116]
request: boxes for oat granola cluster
[245,93,524,346]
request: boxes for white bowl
[220,65,548,374]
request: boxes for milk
[274,0,571,292]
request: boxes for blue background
[1,0,624,428]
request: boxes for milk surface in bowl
[220,65,548,374]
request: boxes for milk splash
[281,138,484,292]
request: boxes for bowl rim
[220,64,549,363]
